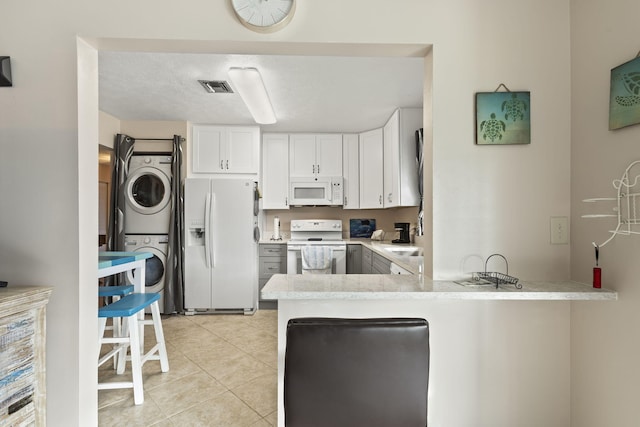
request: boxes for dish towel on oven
[301,246,334,274]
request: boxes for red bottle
[593,267,601,289]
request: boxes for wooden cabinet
[262,134,290,209]
[359,128,384,209]
[361,246,373,274]
[346,244,362,274]
[360,245,393,274]
[382,108,422,207]
[372,252,392,274]
[290,134,342,178]
[342,134,360,209]
[0,286,52,426]
[192,124,260,174]
[258,244,286,309]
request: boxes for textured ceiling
[98,52,424,133]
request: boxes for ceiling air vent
[198,80,234,94]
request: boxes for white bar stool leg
[116,318,130,375]
[127,314,144,405]
[150,301,169,372]
[98,318,107,349]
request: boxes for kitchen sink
[381,246,423,257]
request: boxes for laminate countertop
[261,274,617,301]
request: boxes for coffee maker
[392,222,410,244]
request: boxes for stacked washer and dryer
[124,153,173,313]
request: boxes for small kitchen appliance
[287,219,346,274]
[392,222,410,244]
[289,176,343,206]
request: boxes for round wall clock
[231,0,296,33]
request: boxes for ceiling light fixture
[228,67,276,124]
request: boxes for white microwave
[289,176,344,206]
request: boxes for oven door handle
[287,246,345,252]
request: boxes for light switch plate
[550,216,569,245]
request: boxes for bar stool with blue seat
[98,284,135,299]
[284,317,430,427]
[97,292,169,405]
[98,284,135,368]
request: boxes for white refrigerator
[184,178,259,314]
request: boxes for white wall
[570,1,640,425]
[430,2,572,281]
[0,0,573,425]
[120,120,187,153]
[99,111,120,149]
[77,39,100,425]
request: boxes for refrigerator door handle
[209,192,216,268]
[204,192,212,268]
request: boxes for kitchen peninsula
[262,274,616,427]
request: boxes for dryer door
[125,167,172,215]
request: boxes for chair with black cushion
[284,317,430,427]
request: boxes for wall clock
[231,0,296,33]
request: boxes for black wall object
[0,57,12,87]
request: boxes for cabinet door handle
[226,160,229,170]
[388,193,393,203]
[285,197,288,206]
[312,165,316,174]
[379,195,382,205]
[220,160,224,170]
[344,196,347,205]
[317,164,320,174]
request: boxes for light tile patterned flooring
[98,309,278,427]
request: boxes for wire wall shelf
[582,160,640,248]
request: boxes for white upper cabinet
[289,134,316,177]
[315,134,343,176]
[192,124,260,174]
[382,108,422,207]
[359,128,384,209]
[383,111,399,207]
[262,133,290,210]
[342,134,360,209]
[289,134,342,178]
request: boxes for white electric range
[286,219,347,274]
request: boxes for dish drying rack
[457,254,522,289]
[582,160,640,248]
